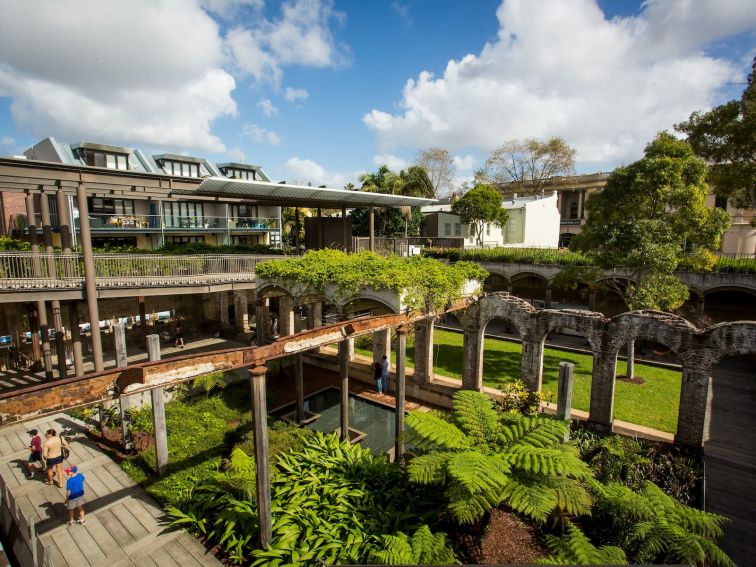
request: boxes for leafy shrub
[496,379,544,416]
[193,371,226,397]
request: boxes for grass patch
[357,328,680,433]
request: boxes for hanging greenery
[255,249,487,312]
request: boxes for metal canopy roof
[190,177,438,207]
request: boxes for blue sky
[0,0,754,192]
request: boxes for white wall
[521,193,560,248]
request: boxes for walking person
[26,429,43,479]
[174,323,184,348]
[381,355,390,394]
[64,466,86,526]
[373,361,383,395]
[43,429,68,487]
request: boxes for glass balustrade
[70,214,280,231]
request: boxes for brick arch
[603,310,699,358]
[537,309,606,352]
[483,273,509,292]
[255,282,298,301]
[699,321,756,367]
[473,293,538,339]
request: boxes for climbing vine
[255,250,487,312]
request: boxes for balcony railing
[559,218,582,225]
[69,214,281,231]
[0,252,284,291]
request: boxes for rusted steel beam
[0,300,472,425]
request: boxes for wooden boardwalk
[0,414,221,567]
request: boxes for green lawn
[357,328,681,433]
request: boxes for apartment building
[0,137,282,249]
[497,172,756,253]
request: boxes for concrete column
[68,302,84,377]
[249,365,271,548]
[114,322,128,369]
[461,328,484,391]
[544,285,552,309]
[372,329,391,362]
[234,291,249,331]
[347,337,355,362]
[56,188,73,253]
[255,298,269,346]
[40,193,68,379]
[368,207,375,252]
[278,295,295,337]
[216,292,230,327]
[146,335,169,477]
[675,365,711,448]
[28,304,41,364]
[26,194,53,379]
[341,205,348,253]
[294,353,305,423]
[394,328,407,464]
[520,338,544,391]
[625,340,635,380]
[339,339,350,442]
[557,362,575,441]
[138,296,147,348]
[587,350,616,433]
[306,304,315,330]
[413,319,435,384]
[76,182,104,372]
[312,302,323,328]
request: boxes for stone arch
[483,273,509,293]
[700,321,756,366]
[603,310,698,358]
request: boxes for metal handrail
[0,252,285,290]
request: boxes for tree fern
[372,525,458,565]
[451,390,500,449]
[406,412,471,450]
[538,522,627,565]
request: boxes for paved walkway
[0,414,221,567]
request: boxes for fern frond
[446,485,503,524]
[539,522,627,565]
[500,474,559,523]
[451,390,499,447]
[500,416,567,446]
[504,445,591,478]
[406,411,471,450]
[548,476,594,517]
[446,451,510,493]
[407,452,454,485]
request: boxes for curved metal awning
[189,177,437,208]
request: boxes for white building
[421,192,560,248]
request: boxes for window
[232,235,262,245]
[162,160,200,177]
[88,198,135,216]
[225,168,256,180]
[569,202,578,219]
[230,204,258,219]
[91,237,137,248]
[162,201,205,228]
[486,223,491,236]
[164,235,205,244]
[559,233,574,248]
[444,222,452,236]
[454,223,462,237]
[714,196,728,210]
[80,150,128,170]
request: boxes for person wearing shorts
[43,429,68,487]
[64,466,86,526]
[26,429,43,479]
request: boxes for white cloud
[1,136,14,146]
[257,97,279,117]
[373,153,408,171]
[453,154,477,171]
[285,156,359,187]
[284,87,309,102]
[227,146,246,162]
[364,0,755,169]
[391,1,412,26]
[0,0,345,151]
[243,123,281,145]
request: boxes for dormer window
[162,160,200,177]
[79,149,128,170]
[222,167,256,180]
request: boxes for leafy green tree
[484,137,576,195]
[406,390,592,525]
[676,56,756,213]
[450,183,509,246]
[570,132,730,377]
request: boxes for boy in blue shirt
[64,466,86,526]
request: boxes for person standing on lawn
[64,466,86,526]
[26,429,43,478]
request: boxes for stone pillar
[294,306,302,333]
[587,350,616,433]
[312,302,323,328]
[26,194,53,379]
[40,193,67,379]
[278,295,295,337]
[138,296,147,348]
[696,296,706,317]
[306,304,315,330]
[675,363,712,448]
[588,290,597,312]
[372,329,391,362]
[520,338,544,391]
[339,339,350,442]
[347,337,355,361]
[216,292,230,327]
[234,291,249,331]
[146,335,169,476]
[68,302,84,377]
[461,328,484,391]
[368,207,375,251]
[625,340,635,380]
[413,319,435,384]
[394,328,407,464]
[76,182,104,372]
[255,299,269,346]
[557,362,574,442]
[114,322,128,369]
[249,365,271,548]
[294,354,305,423]
[544,285,552,309]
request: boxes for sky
[0,0,754,193]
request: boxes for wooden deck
[0,414,221,567]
